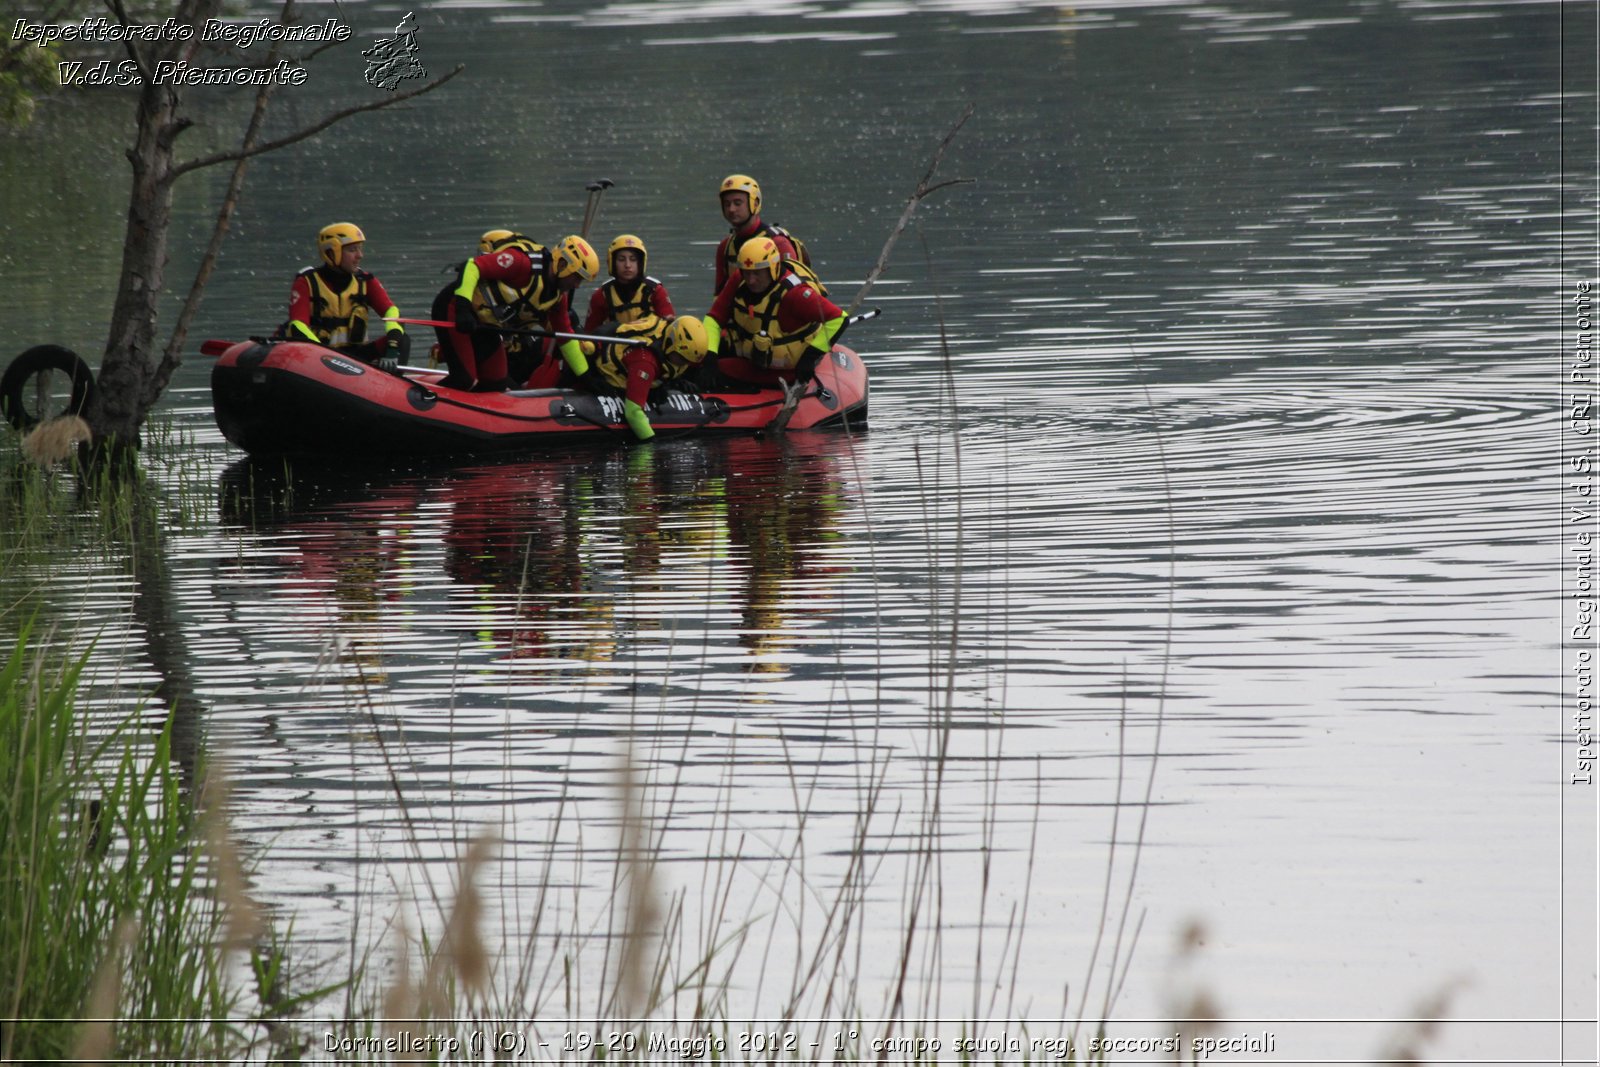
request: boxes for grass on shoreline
[0,620,293,1062]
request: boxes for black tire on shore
[0,345,97,431]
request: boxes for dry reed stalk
[369,835,496,1060]
[877,240,967,1048]
[1375,978,1466,1064]
[1165,919,1222,1064]
[1059,368,1175,1053]
[504,796,570,1017]
[70,916,138,1064]
[381,912,426,1063]
[419,833,496,1018]
[381,912,415,1025]
[199,766,263,951]
[20,415,91,467]
[610,746,661,1022]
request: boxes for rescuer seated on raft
[703,236,843,390]
[279,222,408,370]
[574,315,709,441]
[431,232,599,392]
[711,173,815,298]
[582,234,677,334]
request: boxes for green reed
[0,622,287,1062]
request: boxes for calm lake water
[2,0,1595,1061]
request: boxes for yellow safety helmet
[480,229,536,255]
[552,235,600,282]
[736,236,782,282]
[719,173,762,216]
[607,233,647,276]
[318,222,366,267]
[664,316,708,365]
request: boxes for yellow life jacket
[721,223,819,295]
[728,261,827,370]
[598,277,663,326]
[471,245,562,329]
[595,315,671,389]
[299,266,373,349]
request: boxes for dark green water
[1,1,1595,1060]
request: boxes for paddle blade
[200,339,234,356]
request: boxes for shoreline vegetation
[0,620,293,1062]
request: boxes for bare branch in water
[848,103,977,317]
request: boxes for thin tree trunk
[91,0,220,453]
[94,80,181,448]
[158,37,282,401]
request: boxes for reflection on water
[0,0,1587,1058]
[213,435,862,690]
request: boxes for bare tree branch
[105,0,158,81]
[847,102,977,317]
[156,10,289,392]
[170,63,464,179]
[918,178,971,198]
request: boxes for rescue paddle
[765,307,881,434]
[389,317,626,350]
[580,178,614,239]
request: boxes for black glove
[376,332,405,372]
[794,349,822,384]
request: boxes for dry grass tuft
[20,415,91,467]
[380,832,497,1051]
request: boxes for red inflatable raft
[209,339,868,457]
